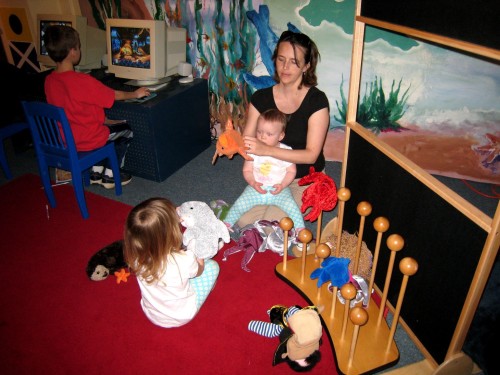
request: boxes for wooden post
[315,243,331,301]
[386,257,418,352]
[368,217,390,306]
[298,229,313,283]
[377,234,405,326]
[353,201,372,275]
[340,283,357,341]
[279,217,294,271]
[335,188,351,257]
[348,307,369,368]
[316,210,323,248]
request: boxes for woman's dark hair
[272,30,320,88]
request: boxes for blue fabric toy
[310,256,350,288]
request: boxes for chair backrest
[21,101,79,161]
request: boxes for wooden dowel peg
[340,283,357,340]
[298,228,313,283]
[335,188,351,258]
[368,217,390,306]
[315,243,331,301]
[330,285,338,320]
[386,257,418,352]
[315,243,331,265]
[316,210,323,248]
[377,234,405,326]
[348,307,369,368]
[279,217,294,271]
[354,201,372,275]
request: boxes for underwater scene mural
[82,0,499,184]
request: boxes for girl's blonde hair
[123,198,183,284]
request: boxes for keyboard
[148,82,169,92]
[125,92,158,103]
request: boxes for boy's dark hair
[286,350,322,372]
[43,25,80,63]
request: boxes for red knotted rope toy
[298,167,338,222]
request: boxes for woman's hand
[243,135,269,156]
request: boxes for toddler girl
[123,197,219,328]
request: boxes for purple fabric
[222,228,263,272]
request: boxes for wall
[2,0,499,184]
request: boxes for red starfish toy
[114,268,130,284]
[298,167,338,222]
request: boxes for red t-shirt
[45,71,115,151]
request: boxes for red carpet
[0,174,336,375]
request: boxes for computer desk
[105,77,210,182]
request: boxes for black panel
[361,0,500,50]
[343,129,487,364]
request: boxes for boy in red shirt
[43,24,150,188]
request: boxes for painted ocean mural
[82,0,499,184]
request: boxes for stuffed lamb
[177,201,230,259]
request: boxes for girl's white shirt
[136,249,199,328]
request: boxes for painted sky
[264,0,500,138]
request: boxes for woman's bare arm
[244,107,329,165]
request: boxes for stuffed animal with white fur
[177,201,231,259]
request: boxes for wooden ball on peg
[356,201,372,216]
[315,243,331,260]
[279,217,294,232]
[297,228,313,245]
[340,283,357,300]
[338,187,351,202]
[399,257,418,276]
[386,234,405,252]
[373,217,390,233]
[350,306,368,326]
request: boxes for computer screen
[106,18,186,85]
[36,14,106,71]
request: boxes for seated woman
[238,30,330,231]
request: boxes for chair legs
[0,139,12,179]
[33,148,122,219]
[36,160,57,209]
[22,101,124,220]
[0,122,29,180]
[107,152,123,196]
[72,170,89,219]
[73,152,121,218]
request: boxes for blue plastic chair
[0,122,29,179]
[22,101,122,219]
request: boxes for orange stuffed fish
[212,118,253,165]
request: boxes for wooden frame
[276,1,499,374]
[344,0,500,373]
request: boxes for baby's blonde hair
[123,198,183,284]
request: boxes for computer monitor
[105,18,186,86]
[36,14,106,71]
